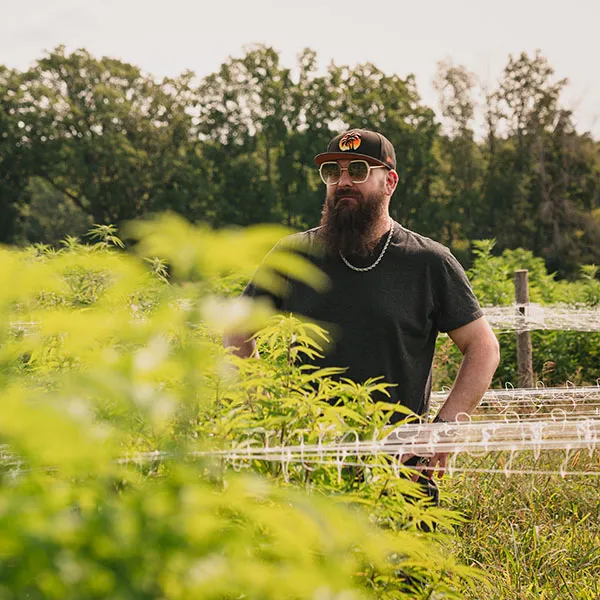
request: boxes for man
[226,128,500,480]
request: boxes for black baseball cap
[314,129,397,170]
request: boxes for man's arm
[435,316,500,422]
[223,333,259,359]
[424,316,500,478]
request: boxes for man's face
[319,158,389,258]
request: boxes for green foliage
[3,469,458,600]
[1,218,599,598]
[432,239,600,388]
[468,239,558,305]
[468,238,600,308]
[493,330,600,387]
[86,224,126,249]
[6,45,598,277]
[14,177,93,245]
[435,231,600,598]
[446,452,600,600]
[0,218,480,599]
[568,264,600,306]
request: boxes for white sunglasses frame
[319,160,387,185]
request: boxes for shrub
[0,219,481,599]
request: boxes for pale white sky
[2,0,599,137]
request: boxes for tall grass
[447,451,600,599]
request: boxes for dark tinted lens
[320,162,341,184]
[347,161,369,182]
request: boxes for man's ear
[385,169,399,195]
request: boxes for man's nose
[337,167,354,186]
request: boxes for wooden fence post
[514,269,534,388]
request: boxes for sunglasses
[319,160,387,185]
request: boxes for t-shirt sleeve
[241,241,285,310]
[241,234,303,310]
[241,231,319,310]
[433,251,484,333]
[242,277,283,310]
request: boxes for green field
[1,219,599,599]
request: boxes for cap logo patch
[339,131,361,151]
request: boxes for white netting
[430,383,600,421]
[4,385,600,478]
[8,304,600,335]
[114,394,600,479]
[482,304,600,332]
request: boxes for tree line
[1,45,598,277]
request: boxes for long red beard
[319,187,386,258]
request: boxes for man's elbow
[464,327,500,369]
[490,331,501,368]
[480,330,501,372]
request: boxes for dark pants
[402,455,439,532]
[402,455,440,505]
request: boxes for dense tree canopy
[1,45,598,277]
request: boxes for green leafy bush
[445,239,600,387]
[0,219,481,599]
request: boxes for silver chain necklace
[339,221,395,272]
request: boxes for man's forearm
[436,339,500,422]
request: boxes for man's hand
[402,452,447,482]
[421,452,448,479]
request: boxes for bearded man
[225,128,500,481]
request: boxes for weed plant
[0,216,481,599]
[1,219,598,598]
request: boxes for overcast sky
[2,0,599,137]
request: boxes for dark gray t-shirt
[244,222,483,421]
